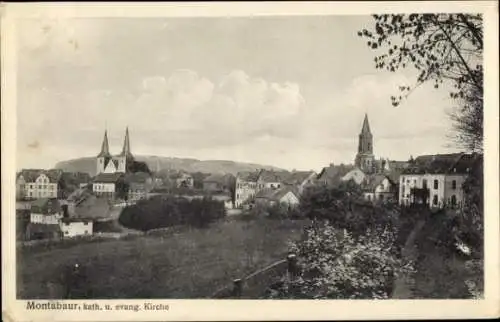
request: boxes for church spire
[119,126,132,157]
[361,113,371,135]
[97,130,111,157]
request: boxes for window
[413,179,416,186]
[451,195,457,206]
[452,180,457,190]
[432,195,438,206]
[422,179,428,189]
[433,179,439,190]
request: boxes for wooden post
[232,279,243,298]
[287,254,298,279]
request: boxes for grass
[410,210,479,299]
[17,217,310,299]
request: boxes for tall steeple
[97,130,111,157]
[361,113,371,135]
[355,114,375,173]
[119,126,132,157]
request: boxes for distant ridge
[54,155,286,177]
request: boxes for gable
[36,174,49,183]
[104,160,117,173]
[280,191,298,202]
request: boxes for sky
[16,16,461,172]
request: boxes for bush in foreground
[266,223,414,299]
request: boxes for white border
[2,2,499,321]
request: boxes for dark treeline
[119,195,226,231]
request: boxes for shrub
[299,185,398,238]
[267,224,413,299]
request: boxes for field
[17,217,310,299]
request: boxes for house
[283,170,317,195]
[92,172,126,199]
[29,198,63,225]
[203,173,234,193]
[398,153,482,209]
[362,174,398,203]
[317,164,357,187]
[16,169,62,200]
[235,171,261,208]
[257,170,287,190]
[175,172,194,189]
[341,168,366,185]
[255,187,300,208]
[60,218,94,238]
[125,172,154,201]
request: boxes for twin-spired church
[96,127,135,175]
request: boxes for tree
[299,184,397,238]
[359,14,483,151]
[266,225,413,299]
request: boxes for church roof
[97,130,112,158]
[361,113,371,135]
[93,172,125,183]
[118,127,133,157]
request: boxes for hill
[54,156,285,177]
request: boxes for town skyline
[17,16,461,171]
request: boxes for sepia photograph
[2,1,499,321]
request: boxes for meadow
[17,216,310,299]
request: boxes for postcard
[2,1,499,321]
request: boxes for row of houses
[17,198,94,241]
[234,169,316,208]
[233,152,481,211]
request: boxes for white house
[257,170,285,190]
[92,172,125,199]
[60,218,94,238]
[255,187,300,208]
[283,170,317,195]
[341,167,366,185]
[16,169,61,200]
[399,153,481,209]
[235,171,260,208]
[362,174,397,203]
[29,198,63,224]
